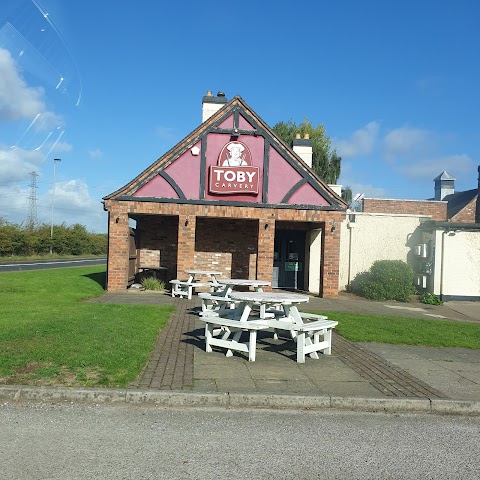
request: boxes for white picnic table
[184,269,222,283]
[199,291,338,362]
[170,269,222,299]
[198,279,271,316]
[216,278,271,293]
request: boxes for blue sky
[1,0,479,233]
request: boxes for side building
[339,166,480,301]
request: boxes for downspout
[440,228,447,299]
[347,215,356,285]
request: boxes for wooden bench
[198,292,235,315]
[169,280,211,299]
[267,314,338,363]
[198,316,269,362]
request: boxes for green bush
[348,260,416,302]
[419,292,443,305]
[141,277,165,291]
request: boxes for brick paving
[332,333,447,398]
[93,291,449,398]
[128,296,195,390]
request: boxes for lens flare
[0,0,82,163]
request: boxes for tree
[341,186,353,204]
[273,118,342,184]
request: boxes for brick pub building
[103,93,347,297]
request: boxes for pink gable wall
[267,146,303,203]
[218,116,233,129]
[204,133,265,202]
[238,114,255,130]
[134,141,202,199]
[164,142,202,198]
[133,125,332,207]
[267,146,330,205]
[288,182,330,206]
[134,175,178,198]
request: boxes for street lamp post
[50,158,61,254]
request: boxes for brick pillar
[176,214,196,278]
[257,218,275,290]
[106,210,130,291]
[321,215,341,298]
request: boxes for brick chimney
[476,165,480,223]
[292,133,313,168]
[202,91,228,122]
[434,171,455,200]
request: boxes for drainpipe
[439,228,453,299]
[347,215,356,285]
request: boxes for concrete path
[2,291,479,414]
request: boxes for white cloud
[0,173,107,233]
[0,48,45,121]
[339,179,387,199]
[334,121,380,158]
[383,126,436,163]
[53,141,73,153]
[0,146,43,182]
[41,180,107,232]
[397,154,476,181]
[88,148,103,158]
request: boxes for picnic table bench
[170,269,222,300]
[198,291,338,363]
[199,316,269,362]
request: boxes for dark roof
[442,189,478,219]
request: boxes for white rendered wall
[339,213,428,291]
[306,229,322,294]
[432,230,480,298]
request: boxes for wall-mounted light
[185,216,189,226]
[329,221,336,232]
[264,223,269,229]
[115,216,120,224]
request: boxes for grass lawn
[318,311,480,349]
[0,267,173,388]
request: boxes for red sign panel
[208,141,259,195]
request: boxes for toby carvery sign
[209,141,259,194]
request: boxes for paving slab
[75,290,480,413]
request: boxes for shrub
[419,292,443,305]
[348,260,416,302]
[141,277,165,291]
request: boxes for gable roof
[104,95,347,211]
[443,189,478,219]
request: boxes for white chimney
[328,184,342,196]
[202,91,228,122]
[292,133,313,168]
[434,171,455,200]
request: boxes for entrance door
[273,230,305,290]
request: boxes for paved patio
[87,290,480,400]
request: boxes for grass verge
[317,311,480,349]
[0,267,173,388]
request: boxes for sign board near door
[285,262,302,272]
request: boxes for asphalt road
[1,403,479,479]
[0,257,106,272]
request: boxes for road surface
[1,402,479,479]
[0,257,106,272]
